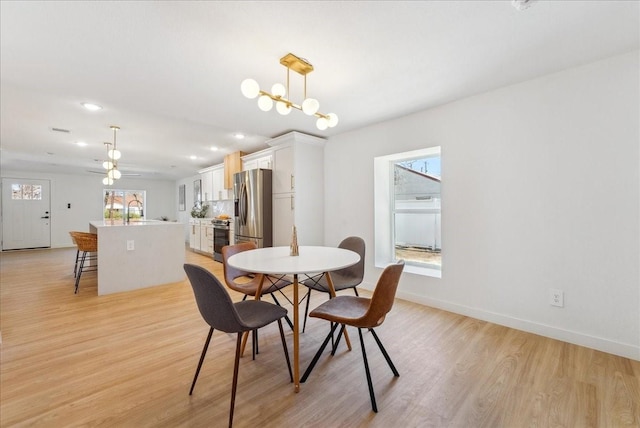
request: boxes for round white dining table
[227,245,360,392]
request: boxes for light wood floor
[1,248,638,427]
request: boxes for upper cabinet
[199,163,228,201]
[242,149,273,171]
[199,167,215,202]
[224,151,245,189]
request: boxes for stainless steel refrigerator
[234,168,272,248]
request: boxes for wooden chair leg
[277,319,293,382]
[357,327,378,413]
[230,332,242,428]
[190,327,214,395]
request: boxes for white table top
[227,246,360,275]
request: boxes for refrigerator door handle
[240,182,248,226]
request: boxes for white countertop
[90,220,183,228]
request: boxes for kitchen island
[89,220,185,295]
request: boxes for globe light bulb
[302,98,320,115]
[111,168,122,179]
[241,78,260,99]
[257,95,273,112]
[316,117,329,130]
[103,160,113,170]
[108,149,121,160]
[276,101,292,115]
[327,113,339,128]
[271,83,286,98]
[103,176,114,185]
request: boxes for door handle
[41,216,50,219]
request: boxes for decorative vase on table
[290,225,299,256]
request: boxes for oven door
[213,226,230,262]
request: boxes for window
[374,146,441,278]
[11,183,42,200]
[103,189,146,222]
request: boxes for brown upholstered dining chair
[222,242,293,329]
[301,236,365,333]
[184,264,292,428]
[300,260,405,413]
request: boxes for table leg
[324,272,352,351]
[293,273,300,392]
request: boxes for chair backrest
[184,263,246,333]
[222,242,261,285]
[69,231,80,245]
[361,260,404,327]
[336,236,365,282]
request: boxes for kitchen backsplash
[206,199,234,218]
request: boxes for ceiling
[1,1,638,181]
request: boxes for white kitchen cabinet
[211,164,228,200]
[267,131,325,246]
[242,149,273,171]
[199,167,214,202]
[200,223,213,254]
[273,193,296,247]
[272,145,294,194]
[189,219,201,250]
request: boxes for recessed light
[190,155,197,160]
[234,133,245,140]
[81,102,102,111]
[76,141,88,147]
[210,146,219,151]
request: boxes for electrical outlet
[127,240,135,251]
[549,288,564,307]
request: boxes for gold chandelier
[241,53,338,130]
[102,125,121,185]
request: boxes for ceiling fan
[86,170,141,177]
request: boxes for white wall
[1,170,178,248]
[324,51,640,360]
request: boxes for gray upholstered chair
[300,260,404,413]
[301,236,365,332]
[222,242,293,329]
[184,263,292,427]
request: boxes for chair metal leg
[189,327,214,395]
[369,328,399,377]
[302,288,311,333]
[74,251,87,294]
[277,319,293,382]
[229,332,242,428]
[358,327,378,413]
[331,324,346,356]
[300,322,340,382]
[73,249,80,277]
[271,294,294,330]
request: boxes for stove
[211,218,230,229]
[211,218,231,262]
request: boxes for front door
[1,178,51,250]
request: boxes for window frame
[374,146,442,278]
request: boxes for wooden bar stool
[73,232,98,294]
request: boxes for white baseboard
[372,287,640,361]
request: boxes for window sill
[375,260,441,278]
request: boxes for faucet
[127,198,143,224]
